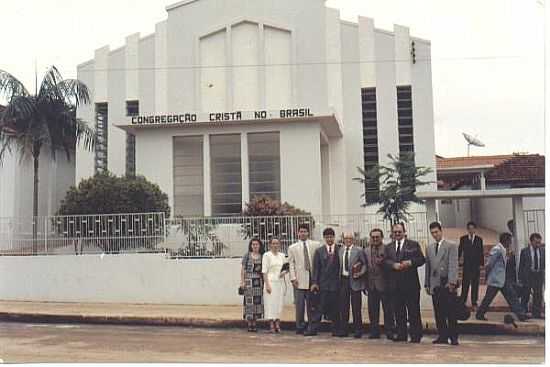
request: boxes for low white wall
[0,253,431,309]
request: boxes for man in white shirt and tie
[288,223,321,334]
[458,221,484,308]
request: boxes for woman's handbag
[238,286,245,296]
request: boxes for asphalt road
[0,322,544,364]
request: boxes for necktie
[435,241,440,255]
[396,241,401,258]
[303,241,311,272]
[534,248,539,271]
[345,248,350,273]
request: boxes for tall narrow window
[125,101,139,177]
[397,86,414,155]
[94,103,108,174]
[210,134,242,216]
[248,132,280,201]
[174,136,204,216]
[361,88,380,201]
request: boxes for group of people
[239,221,545,345]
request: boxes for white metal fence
[524,209,545,240]
[0,212,430,257]
[0,213,166,256]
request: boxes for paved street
[0,322,544,364]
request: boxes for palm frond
[0,70,30,100]
[56,79,91,107]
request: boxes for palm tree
[0,66,95,253]
[354,152,433,225]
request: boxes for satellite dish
[463,133,485,156]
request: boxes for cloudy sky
[1,0,546,157]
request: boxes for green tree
[57,172,170,216]
[0,66,95,251]
[354,152,433,225]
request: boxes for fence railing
[0,212,429,257]
[0,213,166,256]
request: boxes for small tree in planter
[241,196,315,253]
[354,152,433,225]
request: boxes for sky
[1,0,547,157]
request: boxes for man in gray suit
[425,222,460,345]
[365,228,394,339]
[336,232,367,338]
[476,232,527,321]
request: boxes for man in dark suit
[425,222,460,345]
[519,233,545,319]
[306,227,341,336]
[459,221,484,308]
[384,223,426,343]
[365,228,394,339]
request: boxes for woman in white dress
[262,238,288,333]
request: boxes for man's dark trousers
[478,283,524,317]
[338,276,362,335]
[368,288,394,337]
[432,287,458,340]
[521,272,544,317]
[394,288,422,339]
[461,267,480,305]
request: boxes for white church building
[75,0,437,218]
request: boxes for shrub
[57,173,170,216]
[241,196,315,253]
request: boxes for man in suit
[476,232,527,321]
[307,227,341,336]
[336,232,367,338]
[365,228,394,340]
[459,221,484,308]
[519,233,545,319]
[288,223,321,334]
[425,222,460,345]
[384,223,426,343]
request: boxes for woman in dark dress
[240,238,265,331]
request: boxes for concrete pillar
[512,196,527,257]
[241,133,249,211]
[425,199,437,225]
[203,134,211,217]
[480,171,487,191]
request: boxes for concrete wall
[0,253,431,309]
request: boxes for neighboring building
[76,0,437,217]
[434,153,545,236]
[0,105,76,219]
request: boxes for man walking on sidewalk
[476,232,527,322]
[288,223,321,334]
[425,222,460,345]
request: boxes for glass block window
[397,86,415,155]
[125,101,139,177]
[210,134,242,216]
[94,103,108,174]
[173,136,204,217]
[248,132,281,201]
[361,87,380,201]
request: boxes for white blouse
[262,251,287,282]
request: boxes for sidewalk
[0,301,544,336]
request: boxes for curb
[0,312,543,336]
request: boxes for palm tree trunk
[32,150,39,255]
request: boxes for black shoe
[517,314,528,322]
[368,333,381,339]
[432,338,448,344]
[386,334,395,340]
[353,333,363,339]
[296,329,305,335]
[450,337,459,346]
[393,336,408,342]
[475,313,488,321]
[304,330,318,336]
[409,337,422,343]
